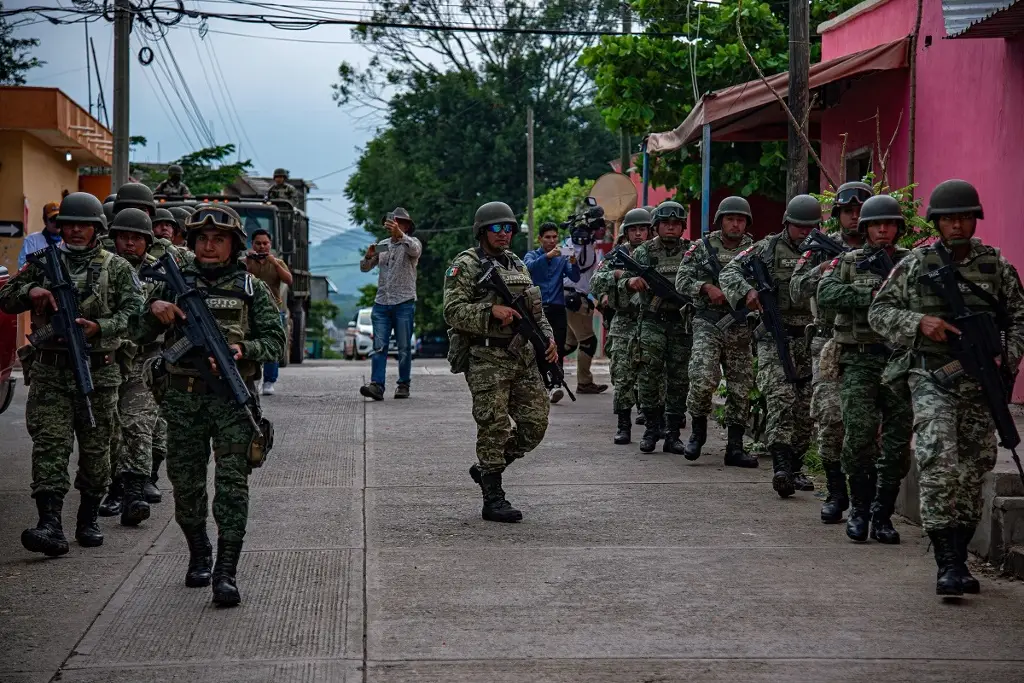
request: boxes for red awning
[646,37,911,153]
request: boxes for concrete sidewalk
[1,359,1024,682]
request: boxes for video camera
[561,196,606,246]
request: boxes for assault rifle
[478,260,576,402]
[918,241,1024,487]
[606,246,690,311]
[855,248,896,279]
[701,235,749,330]
[140,255,269,446]
[799,229,849,258]
[27,241,96,426]
[740,254,809,385]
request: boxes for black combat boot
[212,538,243,607]
[635,413,646,425]
[724,425,758,468]
[75,493,104,547]
[927,528,963,596]
[955,524,980,594]
[683,414,707,461]
[120,474,151,527]
[638,408,664,453]
[820,462,849,524]
[845,474,872,542]
[614,410,632,445]
[790,451,815,491]
[144,454,163,504]
[770,445,795,498]
[184,526,213,588]
[662,413,687,455]
[21,494,70,557]
[479,472,523,523]
[869,483,902,544]
[98,477,123,517]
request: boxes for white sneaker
[262,382,276,396]
[549,388,564,404]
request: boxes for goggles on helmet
[187,207,239,230]
[835,186,872,207]
[654,206,686,221]
[485,223,516,234]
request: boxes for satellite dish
[589,172,637,239]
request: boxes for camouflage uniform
[591,253,641,414]
[150,237,194,266]
[154,179,191,198]
[267,183,299,203]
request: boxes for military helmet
[273,167,289,178]
[472,201,519,236]
[56,192,106,233]
[103,201,115,224]
[858,195,905,234]
[831,181,873,217]
[185,203,247,248]
[113,182,156,216]
[168,164,183,177]
[714,196,753,227]
[153,207,177,231]
[104,194,117,204]
[642,205,656,213]
[621,208,653,230]
[384,206,416,234]
[926,179,984,221]
[652,201,687,225]
[783,194,823,226]
[168,206,192,233]
[109,207,154,243]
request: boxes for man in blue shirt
[18,202,62,269]
[524,222,580,403]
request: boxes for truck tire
[290,308,306,365]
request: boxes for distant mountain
[309,230,377,295]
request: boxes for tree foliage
[813,173,937,248]
[173,144,252,195]
[532,177,596,240]
[0,4,44,85]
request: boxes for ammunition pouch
[248,417,274,468]
[142,355,170,403]
[447,329,470,375]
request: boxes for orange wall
[79,174,112,200]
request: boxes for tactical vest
[31,250,117,352]
[812,235,862,329]
[768,233,809,316]
[469,249,538,339]
[832,246,910,345]
[915,242,1003,355]
[149,238,178,263]
[692,231,752,311]
[643,237,689,312]
[165,268,259,377]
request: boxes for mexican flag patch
[445,265,460,278]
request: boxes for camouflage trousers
[465,346,549,476]
[838,350,912,485]
[908,370,998,531]
[686,317,752,425]
[113,361,158,477]
[162,384,256,542]
[609,334,639,413]
[809,336,844,466]
[26,364,116,499]
[635,317,691,416]
[152,415,167,469]
[756,336,813,454]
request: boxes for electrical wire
[132,33,197,147]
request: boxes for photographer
[524,222,580,403]
[245,229,292,396]
[562,199,608,395]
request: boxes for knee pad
[578,336,598,357]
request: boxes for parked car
[388,330,418,358]
[416,329,450,358]
[343,308,373,360]
[0,266,18,414]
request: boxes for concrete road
[1,359,1023,683]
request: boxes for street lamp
[65,152,73,162]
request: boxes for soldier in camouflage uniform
[139,202,285,606]
[266,168,299,204]
[721,195,820,498]
[591,208,651,444]
[154,164,192,198]
[150,207,194,266]
[630,201,692,454]
[676,196,757,467]
[0,193,143,555]
[168,206,194,250]
[443,201,556,523]
[789,181,872,518]
[818,195,912,544]
[869,180,1024,597]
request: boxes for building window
[845,146,873,184]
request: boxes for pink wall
[685,191,786,241]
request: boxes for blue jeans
[263,311,288,383]
[371,300,415,387]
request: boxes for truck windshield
[234,207,277,244]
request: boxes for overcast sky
[15,2,382,247]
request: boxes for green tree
[357,284,378,308]
[0,4,43,85]
[174,144,252,195]
[307,299,341,359]
[532,178,596,240]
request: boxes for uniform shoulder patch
[735,246,754,259]
[445,265,460,278]
[822,257,841,276]
[795,250,813,268]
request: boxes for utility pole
[112,0,131,187]
[526,106,535,252]
[787,0,810,198]
[619,2,632,174]
[85,22,92,116]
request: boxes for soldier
[443,201,555,523]
[0,193,143,555]
[154,164,191,198]
[869,180,1024,596]
[630,201,693,454]
[266,168,299,204]
[149,207,192,265]
[106,208,163,525]
[817,195,912,543]
[676,196,757,467]
[720,195,820,498]
[591,208,651,444]
[139,203,285,606]
[790,181,873,518]
[168,206,194,249]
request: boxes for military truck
[156,194,311,365]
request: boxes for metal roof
[943,0,1024,38]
